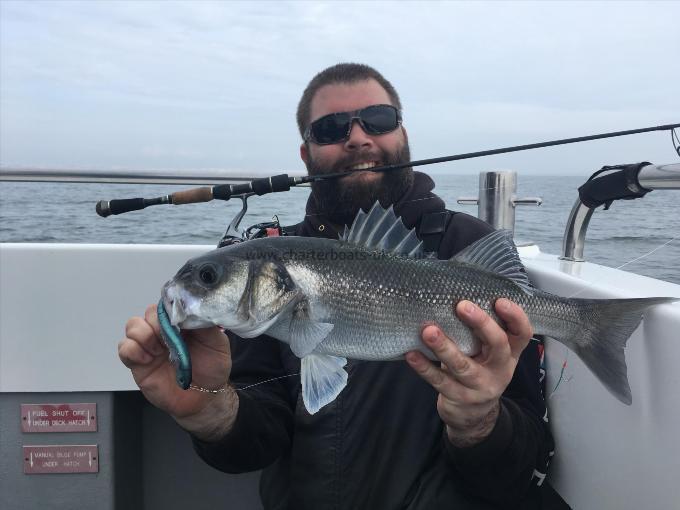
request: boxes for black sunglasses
[304,104,402,145]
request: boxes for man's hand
[405,298,533,448]
[118,304,238,441]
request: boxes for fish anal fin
[301,353,348,414]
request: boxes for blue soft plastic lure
[157,299,192,389]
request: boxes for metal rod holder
[457,171,542,232]
[560,163,680,262]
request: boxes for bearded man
[119,63,560,510]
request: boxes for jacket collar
[299,171,445,239]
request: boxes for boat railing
[0,166,306,185]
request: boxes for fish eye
[198,263,220,287]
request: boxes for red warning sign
[23,445,99,474]
[21,403,97,433]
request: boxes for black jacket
[192,172,555,509]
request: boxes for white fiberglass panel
[520,247,680,509]
[2,242,680,508]
[0,243,213,392]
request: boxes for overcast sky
[1,1,678,176]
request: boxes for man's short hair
[296,63,402,139]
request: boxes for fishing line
[549,350,571,398]
[561,233,680,302]
[616,235,680,271]
[234,373,301,392]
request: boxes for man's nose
[344,119,374,151]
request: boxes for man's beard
[306,142,414,227]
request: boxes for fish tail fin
[555,297,677,405]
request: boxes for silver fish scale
[215,237,590,361]
[520,292,593,343]
[233,237,531,360]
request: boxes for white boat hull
[1,242,679,508]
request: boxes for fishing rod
[95,122,680,217]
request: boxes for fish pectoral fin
[290,320,334,357]
[289,301,334,357]
[301,353,348,414]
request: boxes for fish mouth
[161,281,213,329]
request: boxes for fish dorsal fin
[340,201,423,257]
[453,230,533,294]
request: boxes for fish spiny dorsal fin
[343,201,423,257]
[362,203,397,247]
[453,229,533,294]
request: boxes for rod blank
[92,122,679,217]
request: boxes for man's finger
[405,351,454,394]
[144,304,161,338]
[456,301,510,359]
[118,338,154,368]
[419,325,485,389]
[421,325,471,371]
[494,298,533,360]
[125,316,165,356]
[406,351,477,403]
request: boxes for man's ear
[401,125,408,143]
[300,142,309,166]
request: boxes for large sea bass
[159,203,677,414]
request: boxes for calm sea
[1,174,679,284]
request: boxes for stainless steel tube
[560,200,596,262]
[637,163,680,190]
[0,167,306,185]
[478,171,517,231]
